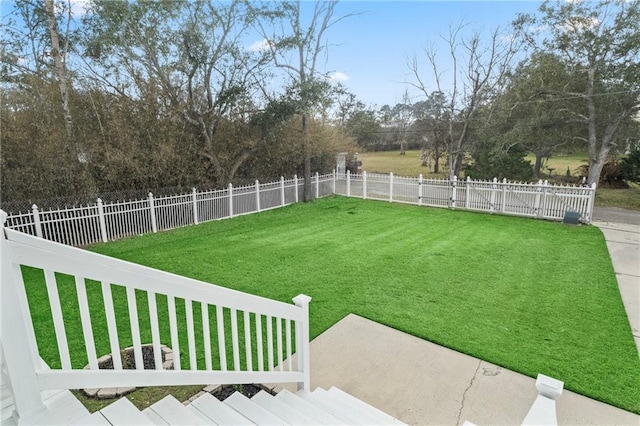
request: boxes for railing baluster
[75,276,98,370]
[202,303,212,370]
[267,315,274,371]
[216,306,226,371]
[126,286,143,370]
[230,308,240,371]
[101,281,122,369]
[286,318,292,371]
[185,299,197,370]
[276,317,283,372]
[147,292,163,370]
[256,314,264,371]
[44,270,71,370]
[244,311,252,371]
[167,295,181,370]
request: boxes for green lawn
[25,196,639,413]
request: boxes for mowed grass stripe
[29,196,639,414]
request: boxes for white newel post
[31,204,42,238]
[465,176,471,209]
[362,171,367,200]
[97,199,108,242]
[280,176,285,206]
[293,294,312,392]
[192,188,199,225]
[315,172,319,199]
[228,183,234,217]
[389,172,394,202]
[418,174,423,206]
[346,170,351,197]
[294,175,299,203]
[255,180,261,212]
[1,211,47,422]
[148,193,158,233]
[451,176,457,208]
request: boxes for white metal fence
[335,171,596,223]
[5,173,335,246]
[3,171,596,247]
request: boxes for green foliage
[620,145,640,184]
[466,143,534,182]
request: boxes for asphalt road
[592,207,640,225]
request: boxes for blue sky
[312,1,544,108]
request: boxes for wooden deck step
[145,395,210,425]
[251,390,315,424]
[188,393,254,425]
[223,392,285,425]
[99,397,155,425]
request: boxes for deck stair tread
[327,386,407,425]
[312,387,388,424]
[142,406,170,425]
[223,392,287,425]
[99,397,155,425]
[274,389,346,425]
[188,393,254,425]
[251,390,315,424]
[70,411,111,425]
[146,395,210,425]
[296,388,369,425]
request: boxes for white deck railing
[0,211,311,422]
[336,172,596,223]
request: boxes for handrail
[1,211,312,421]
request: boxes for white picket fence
[336,172,596,223]
[1,210,312,421]
[3,171,596,248]
[4,173,335,247]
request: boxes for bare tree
[409,24,518,178]
[259,0,352,201]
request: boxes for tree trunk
[434,146,440,173]
[533,153,543,177]
[302,113,313,202]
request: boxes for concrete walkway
[592,220,640,351]
[280,314,639,426]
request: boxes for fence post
[31,204,43,238]
[192,188,199,225]
[389,172,394,202]
[332,169,336,194]
[148,193,157,233]
[465,176,471,209]
[228,183,234,217]
[1,211,47,421]
[294,175,299,203]
[418,174,423,206]
[534,180,543,218]
[255,180,261,212]
[293,294,312,392]
[501,178,508,213]
[315,172,320,199]
[586,183,596,224]
[281,176,286,206]
[451,176,457,209]
[97,199,108,242]
[362,171,367,200]
[490,178,498,213]
[347,170,351,197]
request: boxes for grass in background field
[62,196,639,413]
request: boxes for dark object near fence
[562,211,580,225]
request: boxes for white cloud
[248,39,271,52]
[328,71,349,83]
